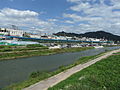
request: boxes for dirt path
[23,49,120,90]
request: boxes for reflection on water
[0,46,120,88]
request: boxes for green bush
[30,71,42,78]
[1,48,13,52]
[26,44,44,48]
[0,45,11,49]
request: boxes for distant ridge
[54,31,120,42]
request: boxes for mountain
[54,31,120,42]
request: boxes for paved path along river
[24,49,120,90]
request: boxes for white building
[0,28,25,37]
[29,34,41,38]
[0,28,9,35]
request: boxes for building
[29,34,41,38]
[0,28,25,37]
[0,28,8,35]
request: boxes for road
[23,49,120,90]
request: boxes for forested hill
[54,31,120,42]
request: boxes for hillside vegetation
[54,31,120,42]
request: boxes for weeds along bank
[0,45,93,61]
[48,52,120,90]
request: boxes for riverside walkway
[23,49,120,90]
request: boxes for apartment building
[0,28,25,37]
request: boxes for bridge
[0,35,113,44]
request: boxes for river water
[0,46,120,88]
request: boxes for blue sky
[0,0,120,35]
[0,0,70,18]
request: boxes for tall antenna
[11,25,18,30]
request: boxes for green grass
[3,50,104,90]
[48,54,120,90]
[0,47,93,61]
[26,44,45,48]
[113,52,120,54]
[0,44,48,52]
[103,45,120,47]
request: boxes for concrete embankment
[23,49,120,90]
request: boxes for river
[0,46,120,88]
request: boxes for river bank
[3,48,119,90]
[3,52,104,90]
[1,46,120,89]
[49,50,120,90]
[0,45,93,61]
[1,44,119,61]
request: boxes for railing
[0,35,113,43]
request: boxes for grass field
[49,53,120,90]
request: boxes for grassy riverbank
[104,45,120,47]
[0,45,93,61]
[49,53,120,90]
[3,51,107,90]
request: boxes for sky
[0,0,120,35]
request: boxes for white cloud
[0,8,68,34]
[63,13,82,21]
[63,13,102,22]
[64,0,120,35]
[67,0,81,3]
[70,2,91,11]
[67,0,97,4]
[111,0,120,4]
[0,8,53,32]
[48,19,58,22]
[0,1,120,35]
[64,20,75,24]
[0,8,38,18]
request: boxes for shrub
[26,44,44,48]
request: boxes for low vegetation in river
[0,44,47,52]
[0,45,93,61]
[48,54,120,90]
[3,52,104,90]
